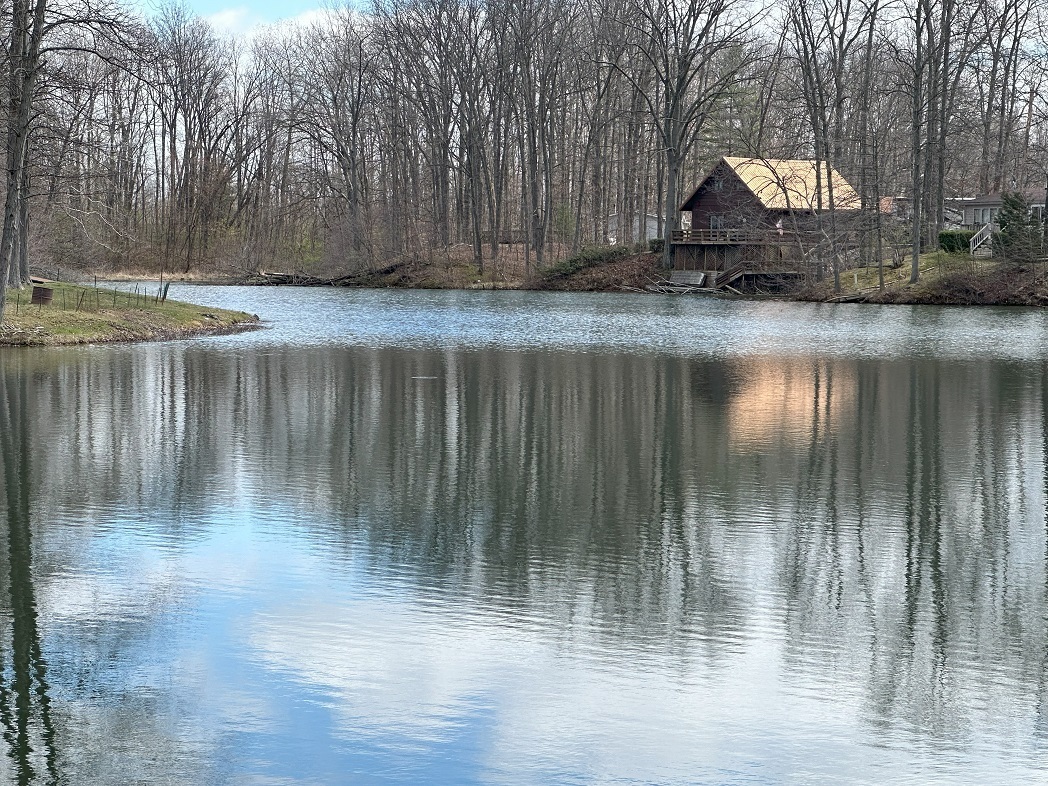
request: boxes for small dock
[656,268,804,294]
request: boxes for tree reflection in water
[0,369,58,785]
[2,344,1048,779]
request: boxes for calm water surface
[2,287,1048,784]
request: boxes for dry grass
[76,239,654,291]
[355,243,632,289]
[859,252,1048,305]
[797,251,1048,305]
[530,252,664,291]
[0,281,258,346]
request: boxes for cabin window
[710,215,724,230]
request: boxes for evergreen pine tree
[998,192,1039,264]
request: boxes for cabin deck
[670,226,835,279]
[671,229,818,245]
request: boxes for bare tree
[617,0,759,268]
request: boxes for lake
[2,286,1048,784]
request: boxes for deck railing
[671,228,818,245]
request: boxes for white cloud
[205,6,262,37]
[203,5,337,42]
[283,7,338,28]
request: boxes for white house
[606,213,662,244]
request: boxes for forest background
[0,0,1045,310]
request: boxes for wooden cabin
[673,157,860,288]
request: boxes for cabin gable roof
[679,160,750,212]
[680,156,860,213]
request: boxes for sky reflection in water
[1,287,1048,783]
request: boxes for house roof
[966,192,1048,208]
[967,194,1004,207]
[681,156,861,212]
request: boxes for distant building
[606,212,662,245]
[964,194,1004,228]
[882,196,970,227]
[943,198,970,227]
[961,192,1046,229]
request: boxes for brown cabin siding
[685,162,769,231]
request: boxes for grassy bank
[0,281,259,346]
[801,251,1048,306]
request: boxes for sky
[137,0,334,37]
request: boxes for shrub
[542,245,631,279]
[939,230,974,253]
[649,238,665,253]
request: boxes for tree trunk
[911,2,925,285]
[663,149,678,270]
[0,0,45,322]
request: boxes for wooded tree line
[1,0,1047,312]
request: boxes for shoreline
[0,281,260,347]
[0,320,262,348]
[30,250,1048,310]
[247,271,1048,310]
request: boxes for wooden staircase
[970,223,994,257]
[712,262,747,289]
